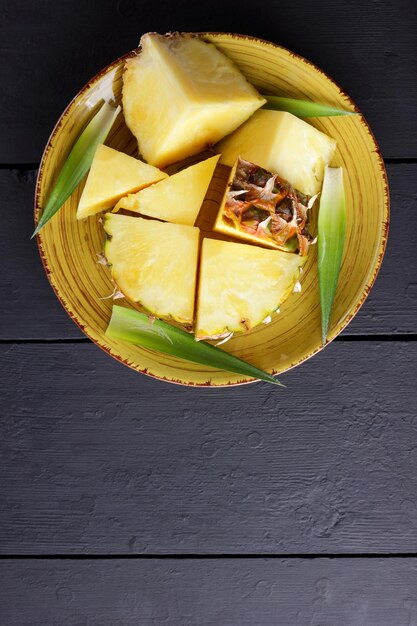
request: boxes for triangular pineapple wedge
[123,33,265,167]
[103,214,199,326]
[216,110,336,196]
[214,157,314,255]
[77,144,167,219]
[195,238,305,339]
[114,154,220,226]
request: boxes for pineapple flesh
[214,157,314,255]
[195,238,305,339]
[122,33,265,168]
[104,214,199,325]
[77,144,167,219]
[216,110,336,196]
[115,154,220,226]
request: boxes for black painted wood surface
[1,0,416,621]
[2,559,417,626]
[1,340,416,554]
[1,0,416,162]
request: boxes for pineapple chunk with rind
[115,154,220,226]
[213,157,311,253]
[122,33,265,167]
[195,238,305,339]
[216,110,336,196]
[77,144,167,219]
[214,215,299,250]
[104,214,199,325]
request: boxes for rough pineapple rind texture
[216,110,337,196]
[103,214,199,325]
[122,33,266,167]
[214,212,297,250]
[195,238,305,339]
[213,157,312,253]
[115,154,220,226]
[214,213,289,249]
[213,159,294,251]
[77,144,167,219]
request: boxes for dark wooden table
[1,0,416,623]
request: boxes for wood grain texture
[1,341,416,553]
[0,0,416,163]
[1,164,413,340]
[2,558,417,625]
[0,168,82,339]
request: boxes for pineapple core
[195,238,305,339]
[217,110,337,196]
[122,33,265,167]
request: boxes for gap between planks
[0,157,416,171]
[1,553,417,560]
[0,335,416,345]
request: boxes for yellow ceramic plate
[35,33,389,387]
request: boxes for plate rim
[34,31,390,388]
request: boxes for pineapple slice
[77,144,167,220]
[216,110,336,196]
[104,214,199,325]
[195,238,305,339]
[214,157,314,255]
[115,154,220,226]
[123,33,265,167]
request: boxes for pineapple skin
[214,212,286,249]
[214,157,312,253]
[115,154,220,226]
[103,214,199,325]
[195,238,306,339]
[122,33,266,168]
[216,110,336,196]
[77,144,167,219]
[213,159,289,251]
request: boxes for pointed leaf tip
[33,102,120,236]
[263,96,358,118]
[105,305,285,387]
[318,166,346,344]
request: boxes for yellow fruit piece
[195,238,305,339]
[216,110,336,196]
[104,214,199,325]
[115,154,220,226]
[77,144,167,219]
[122,33,265,168]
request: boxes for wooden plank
[0,168,82,339]
[0,0,416,162]
[1,163,415,340]
[346,162,417,335]
[1,340,416,554]
[1,558,417,625]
